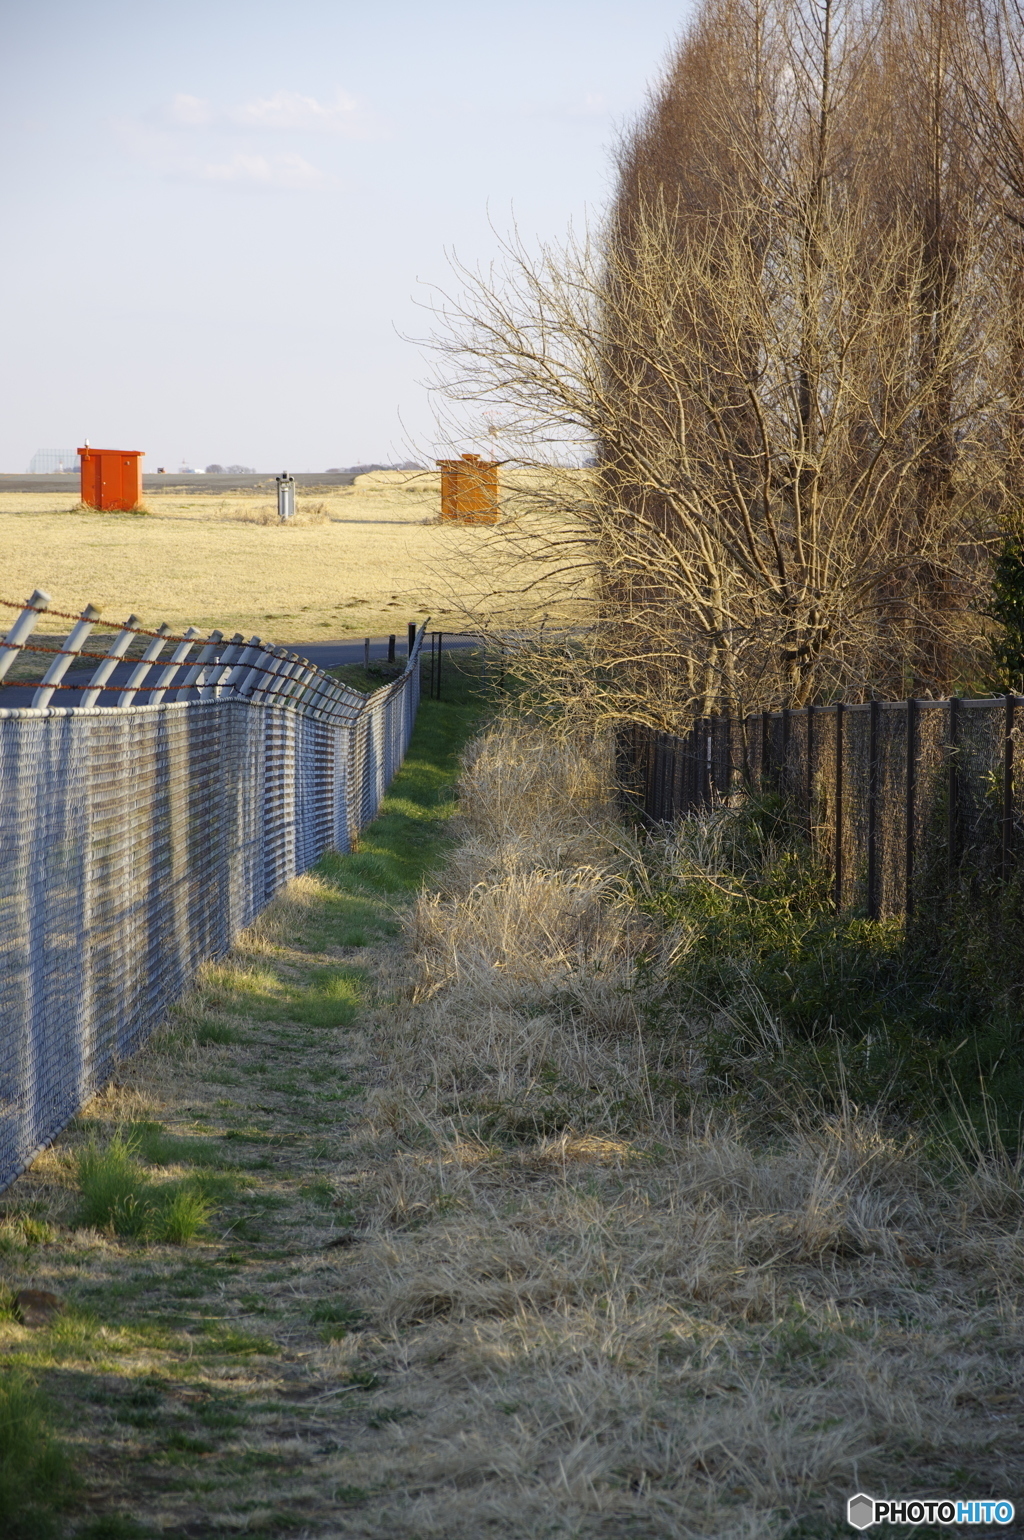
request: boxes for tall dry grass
[330,720,1024,1537]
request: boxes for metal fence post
[177,630,224,699]
[117,622,172,704]
[148,627,201,705]
[32,603,102,708]
[79,614,143,708]
[0,589,51,683]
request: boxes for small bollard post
[363,637,370,671]
[276,472,295,521]
[408,622,416,657]
[388,635,396,664]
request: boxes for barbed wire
[0,595,195,642]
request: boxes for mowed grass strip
[0,652,490,1539]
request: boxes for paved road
[0,473,359,494]
[0,634,480,711]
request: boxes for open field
[0,471,586,646]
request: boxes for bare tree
[430,0,1011,729]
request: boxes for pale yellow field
[0,471,581,645]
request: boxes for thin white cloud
[169,93,213,127]
[228,89,366,135]
[200,152,329,188]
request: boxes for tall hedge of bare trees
[434,0,1024,726]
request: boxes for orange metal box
[78,447,144,511]
[436,453,499,524]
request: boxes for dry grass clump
[332,720,1024,1536]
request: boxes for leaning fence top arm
[178,631,224,698]
[33,604,102,709]
[79,614,142,708]
[247,647,289,707]
[201,634,246,699]
[147,627,201,706]
[270,651,309,710]
[0,589,51,683]
[117,623,172,705]
[234,641,271,700]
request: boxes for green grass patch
[75,1134,216,1243]
[646,789,1024,1137]
[0,1371,77,1540]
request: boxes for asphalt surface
[0,473,358,494]
[0,634,480,711]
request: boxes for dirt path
[0,871,425,1534]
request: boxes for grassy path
[0,660,488,1539]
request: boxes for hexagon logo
[847,1493,876,1530]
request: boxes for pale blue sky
[0,0,690,472]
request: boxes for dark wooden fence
[618,696,1024,919]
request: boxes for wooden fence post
[948,696,960,880]
[1003,693,1015,882]
[867,699,880,920]
[905,697,918,917]
[834,703,845,911]
[806,704,816,841]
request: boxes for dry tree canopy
[433,0,1024,727]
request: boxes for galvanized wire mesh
[623,696,1024,920]
[0,596,424,1192]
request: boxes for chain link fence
[0,590,424,1191]
[619,696,1024,919]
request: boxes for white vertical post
[117,623,172,705]
[33,603,102,708]
[0,589,51,683]
[148,627,201,705]
[79,614,142,707]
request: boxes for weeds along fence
[619,697,1024,920]
[0,589,425,1191]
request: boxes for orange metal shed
[78,447,144,511]
[436,453,499,524]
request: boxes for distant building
[27,448,79,473]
